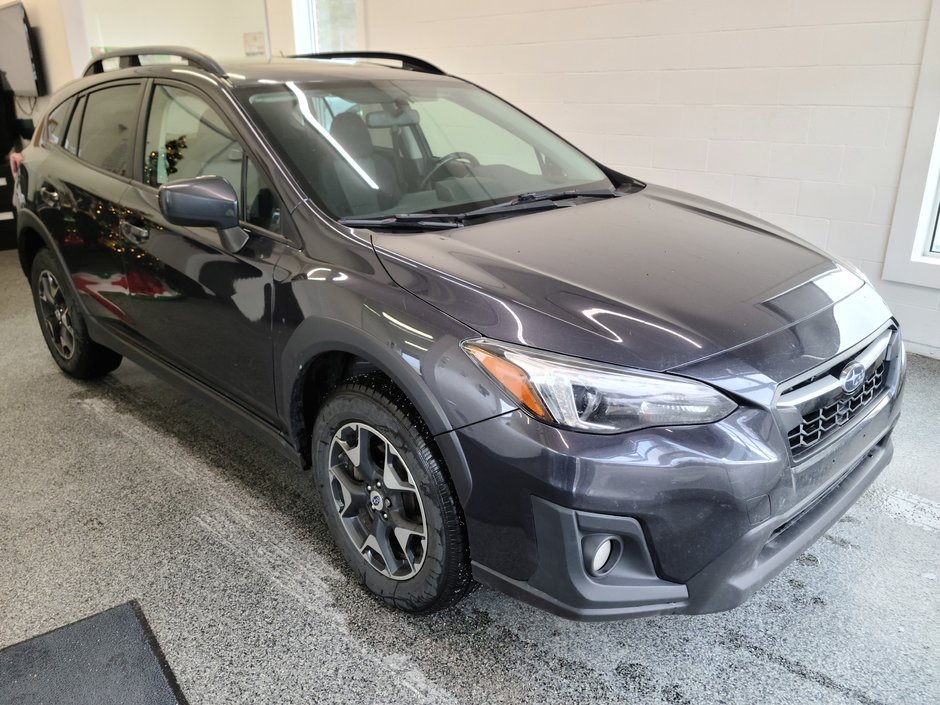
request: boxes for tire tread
[316,373,476,614]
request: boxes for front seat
[319,112,401,215]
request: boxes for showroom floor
[0,247,937,705]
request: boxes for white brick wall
[362,0,940,354]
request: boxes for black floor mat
[0,601,188,705]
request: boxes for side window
[143,84,241,195]
[244,159,283,234]
[77,84,140,176]
[64,96,85,155]
[43,98,72,147]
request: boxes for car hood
[371,184,864,371]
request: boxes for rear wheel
[30,249,122,379]
[313,376,474,613]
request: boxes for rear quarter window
[42,98,72,147]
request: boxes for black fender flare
[279,316,474,503]
[15,210,95,319]
[15,208,57,276]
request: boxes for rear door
[34,82,143,328]
[119,80,291,421]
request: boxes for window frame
[136,77,297,245]
[883,0,940,289]
[933,195,940,253]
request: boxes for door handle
[39,185,59,207]
[120,219,150,245]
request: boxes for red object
[9,151,22,178]
[122,270,169,297]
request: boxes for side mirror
[158,176,248,253]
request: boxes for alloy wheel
[37,270,76,360]
[328,422,428,580]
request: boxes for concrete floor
[0,247,937,705]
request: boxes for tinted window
[244,159,283,234]
[64,96,85,155]
[43,98,72,147]
[143,85,241,193]
[78,84,140,176]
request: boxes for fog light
[583,535,620,576]
[591,539,613,574]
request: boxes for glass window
[143,84,241,194]
[77,84,140,176]
[244,159,283,234]
[238,80,610,220]
[293,0,359,53]
[43,98,72,147]
[63,96,85,155]
[418,99,541,173]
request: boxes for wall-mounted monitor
[0,2,46,96]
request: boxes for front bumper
[453,338,904,620]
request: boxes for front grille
[787,362,886,455]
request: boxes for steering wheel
[419,151,480,190]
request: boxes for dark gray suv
[13,47,905,620]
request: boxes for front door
[119,82,289,421]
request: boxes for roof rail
[83,46,226,78]
[292,51,445,75]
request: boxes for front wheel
[30,248,122,379]
[312,377,474,613]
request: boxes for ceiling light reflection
[286,81,379,190]
[582,307,703,349]
[382,311,434,340]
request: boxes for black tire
[312,375,474,613]
[30,248,122,379]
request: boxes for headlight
[462,339,737,434]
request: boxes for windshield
[236,78,613,219]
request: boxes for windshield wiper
[512,188,620,205]
[338,214,463,230]
[339,189,620,231]
[461,188,620,219]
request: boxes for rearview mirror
[365,108,420,128]
[158,176,249,253]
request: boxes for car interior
[242,81,604,219]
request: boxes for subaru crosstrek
[13,47,905,619]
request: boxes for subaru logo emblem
[840,361,866,394]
